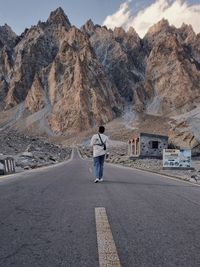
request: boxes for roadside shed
[128,132,168,158]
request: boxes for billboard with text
[163,149,191,168]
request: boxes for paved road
[0,150,200,267]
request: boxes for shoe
[94,179,99,183]
[99,178,103,182]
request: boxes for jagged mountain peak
[178,23,196,41]
[127,27,139,38]
[180,23,194,32]
[47,7,71,29]
[59,26,94,62]
[0,23,17,48]
[113,27,126,38]
[179,23,196,37]
[66,26,90,45]
[81,19,97,37]
[0,23,15,33]
[0,9,200,142]
[146,18,170,36]
[84,19,95,29]
[144,18,176,50]
[113,26,141,46]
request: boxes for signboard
[163,149,191,168]
[179,149,192,168]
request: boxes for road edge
[0,148,74,180]
[77,148,200,186]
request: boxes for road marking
[76,147,84,159]
[89,167,92,174]
[95,207,121,267]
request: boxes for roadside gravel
[0,130,72,172]
[78,146,200,183]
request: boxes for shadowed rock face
[0,25,17,110]
[0,9,200,136]
[0,24,16,49]
[81,22,146,101]
[47,7,71,29]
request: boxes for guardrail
[0,157,15,175]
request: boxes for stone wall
[140,134,168,158]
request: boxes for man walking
[90,126,109,183]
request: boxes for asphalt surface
[0,149,200,267]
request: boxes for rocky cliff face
[143,19,200,115]
[5,8,72,109]
[0,25,17,110]
[0,9,200,140]
[82,20,146,101]
[25,26,122,133]
[0,24,16,49]
[2,8,122,133]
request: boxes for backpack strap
[98,133,106,150]
[98,133,104,145]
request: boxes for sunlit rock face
[142,19,200,115]
[4,7,71,109]
[0,9,122,133]
[0,9,200,136]
[44,26,123,133]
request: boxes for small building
[128,132,168,158]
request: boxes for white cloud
[103,0,200,37]
[103,2,131,29]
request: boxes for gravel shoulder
[78,145,200,184]
[0,130,72,173]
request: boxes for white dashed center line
[95,207,121,267]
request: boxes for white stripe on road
[95,207,121,267]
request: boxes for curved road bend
[0,149,200,267]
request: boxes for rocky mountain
[81,18,200,118]
[25,26,122,133]
[5,7,71,109]
[0,8,122,134]
[81,20,146,101]
[0,24,16,49]
[0,24,17,109]
[142,19,200,115]
[0,8,200,148]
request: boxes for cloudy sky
[0,0,199,37]
[103,0,200,37]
